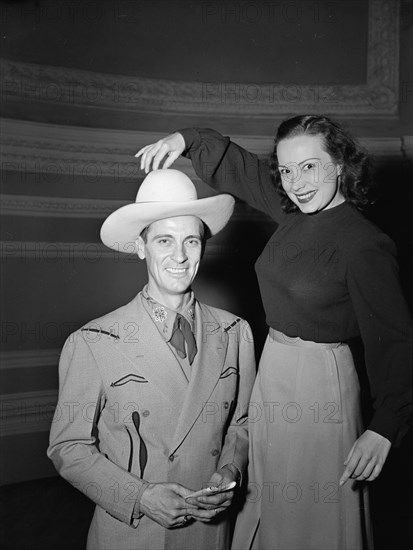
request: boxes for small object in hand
[185,481,236,501]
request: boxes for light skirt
[232,329,373,550]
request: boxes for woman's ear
[337,164,343,176]
[136,237,146,260]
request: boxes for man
[48,169,256,550]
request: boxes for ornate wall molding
[1,118,406,184]
[0,194,128,218]
[0,348,60,370]
[0,389,58,437]
[0,240,244,261]
[0,1,400,117]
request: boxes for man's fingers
[189,506,226,522]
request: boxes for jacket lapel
[170,302,228,454]
[114,295,189,404]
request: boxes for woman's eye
[303,163,315,171]
[279,168,290,176]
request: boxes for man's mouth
[166,267,187,274]
[295,190,317,204]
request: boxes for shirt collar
[140,285,196,342]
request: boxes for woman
[136,116,412,550]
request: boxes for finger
[343,441,357,466]
[152,144,170,171]
[137,146,154,171]
[366,463,383,482]
[350,456,371,479]
[353,460,376,481]
[163,151,181,169]
[143,143,162,173]
[340,457,360,486]
[194,496,232,510]
[340,445,363,485]
[135,145,150,159]
[189,507,225,521]
[201,491,234,506]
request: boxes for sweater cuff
[367,408,403,446]
[178,128,201,155]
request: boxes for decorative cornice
[0,348,60,370]
[0,240,246,260]
[0,118,406,185]
[0,389,58,437]
[0,191,269,222]
[0,1,400,117]
[0,194,128,218]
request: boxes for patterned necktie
[170,314,197,365]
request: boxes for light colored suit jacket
[48,293,256,550]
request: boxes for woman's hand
[135,132,186,173]
[339,429,391,485]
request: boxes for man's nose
[171,243,187,263]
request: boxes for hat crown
[136,169,197,203]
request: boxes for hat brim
[100,194,235,253]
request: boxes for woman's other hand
[135,132,186,173]
[339,429,391,485]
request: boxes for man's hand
[339,429,391,486]
[135,132,186,174]
[186,465,239,522]
[139,482,198,529]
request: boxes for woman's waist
[268,327,343,349]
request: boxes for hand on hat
[136,132,186,174]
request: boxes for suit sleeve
[347,234,412,445]
[47,332,148,527]
[217,320,256,477]
[179,127,284,222]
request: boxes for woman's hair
[269,115,373,212]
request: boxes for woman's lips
[295,190,317,203]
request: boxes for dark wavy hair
[269,115,373,213]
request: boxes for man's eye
[157,239,170,245]
[186,239,201,247]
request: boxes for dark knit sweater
[180,127,412,445]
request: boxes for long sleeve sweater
[180,127,412,445]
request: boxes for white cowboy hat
[100,169,235,252]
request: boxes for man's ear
[136,236,146,260]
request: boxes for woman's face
[276,134,344,214]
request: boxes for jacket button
[169,454,175,462]
[142,410,150,417]
[224,402,229,409]
[211,449,219,456]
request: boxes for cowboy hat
[100,169,235,252]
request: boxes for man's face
[136,216,203,303]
